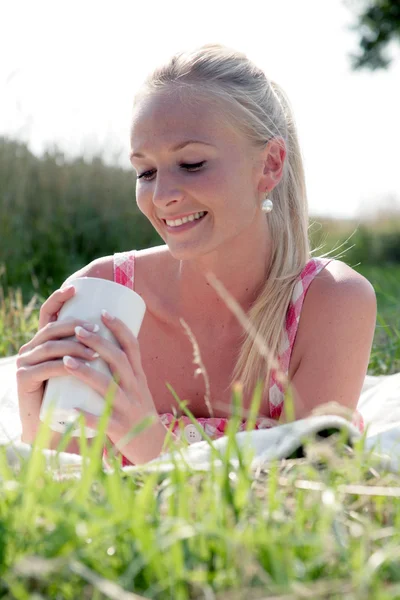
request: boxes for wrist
[116,416,181,465]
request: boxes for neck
[170,217,273,336]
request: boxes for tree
[345,0,400,70]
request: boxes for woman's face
[130,89,266,259]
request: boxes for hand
[16,285,100,444]
[65,310,166,464]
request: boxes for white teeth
[166,211,206,227]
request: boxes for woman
[16,44,377,466]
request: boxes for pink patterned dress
[104,250,364,467]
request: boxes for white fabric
[0,355,23,445]
[1,354,400,475]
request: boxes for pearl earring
[261,191,273,213]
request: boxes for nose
[152,170,185,210]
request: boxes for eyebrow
[131,140,215,159]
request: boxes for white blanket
[1,354,400,474]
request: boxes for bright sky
[1,0,400,219]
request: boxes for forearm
[48,433,80,454]
[25,418,182,464]
[48,431,97,455]
[21,427,81,454]
[116,418,184,465]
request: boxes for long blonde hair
[134,44,328,407]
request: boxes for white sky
[1,0,400,219]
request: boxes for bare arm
[280,261,377,422]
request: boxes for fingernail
[101,309,115,321]
[63,356,79,369]
[62,285,75,293]
[83,322,100,332]
[75,326,92,338]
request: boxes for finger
[62,357,126,411]
[100,312,145,380]
[16,358,86,392]
[39,286,76,330]
[20,319,100,355]
[16,338,99,368]
[74,325,135,392]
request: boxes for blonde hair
[134,43,330,407]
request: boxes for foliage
[309,214,400,268]
[357,264,400,374]
[345,0,400,70]
[0,280,39,357]
[0,137,163,303]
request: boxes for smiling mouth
[162,212,208,226]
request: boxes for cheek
[135,187,150,214]
[200,170,231,205]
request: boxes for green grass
[2,401,400,598]
[0,265,400,598]
[356,264,400,375]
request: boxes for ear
[259,137,287,193]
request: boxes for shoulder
[62,255,115,285]
[292,258,377,373]
[61,245,171,287]
[305,258,377,314]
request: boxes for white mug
[40,277,146,437]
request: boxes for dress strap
[269,256,334,418]
[279,256,334,373]
[113,250,136,291]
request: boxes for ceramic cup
[39,277,146,437]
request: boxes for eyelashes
[136,161,206,181]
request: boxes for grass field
[356,264,400,375]
[0,264,399,598]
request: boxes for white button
[184,424,203,444]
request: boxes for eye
[136,161,206,182]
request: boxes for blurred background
[1,0,399,369]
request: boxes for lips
[162,212,208,225]
[162,211,208,224]
[163,211,209,232]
